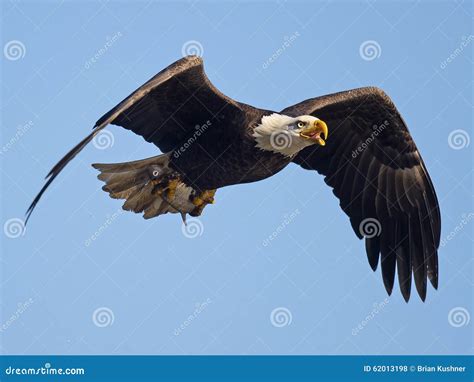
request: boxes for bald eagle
[26,56,440,302]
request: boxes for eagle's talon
[165,178,180,200]
[190,189,216,216]
[192,189,216,206]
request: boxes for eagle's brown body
[169,116,291,191]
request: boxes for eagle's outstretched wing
[282,87,441,301]
[26,55,257,223]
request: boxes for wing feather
[285,87,440,301]
[26,56,259,223]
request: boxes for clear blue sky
[1,1,472,355]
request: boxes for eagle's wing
[26,55,256,223]
[282,87,440,301]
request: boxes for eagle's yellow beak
[299,120,328,146]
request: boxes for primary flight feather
[26,55,441,302]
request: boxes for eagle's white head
[252,113,329,157]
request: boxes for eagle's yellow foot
[190,189,216,216]
[152,176,180,200]
[164,178,180,200]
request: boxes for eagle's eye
[297,121,305,129]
